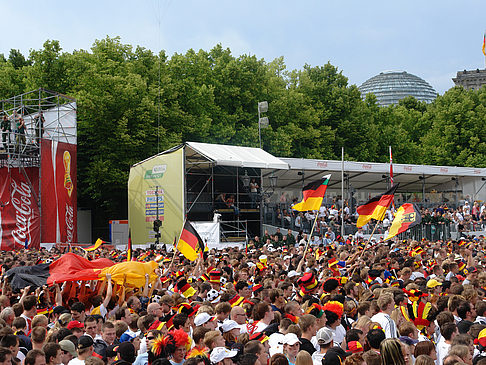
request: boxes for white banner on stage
[193,221,220,249]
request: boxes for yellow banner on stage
[128,147,184,246]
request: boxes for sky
[2,1,486,94]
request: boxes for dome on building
[358,70,437,106]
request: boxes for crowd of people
[0,233,486,365]
[267,197,486,240]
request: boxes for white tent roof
[186,142,289,170]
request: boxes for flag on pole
[356,185,398,228]
[85,238,105,252]
[24,238,29,249]
[385,203,421,240]
[483,33,486,56]
[177,221,205,261]
[292,175,331,212]
[389,146,394,187]
[127,230,132,262]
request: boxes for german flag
[127,230,132,262]
[292,175,331,211]
[356,185,398,227]
[385,203,421,240]
[85,238,105,252]
[177,221,205,261]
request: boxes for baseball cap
[221,320,239,333]
[59,340,77,357]
[210,347,238,364]
[426,279,442,289]
[347,341,364,353]
[283,333,301,345]
[78,335,94,350]
[194,312,215,327]
[323,347,348,365]
[67,321,84,330]
[105,345,117,359]
[116,342,136,363]
[316,327,333,345]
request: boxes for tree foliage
[0,37,484,236]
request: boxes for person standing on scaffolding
[1,114,10,150]
[16,115,26,152]
[33,111,45,145]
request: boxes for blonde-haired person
[371,293,398,338]
[380,338,410,365]
[352,316,371,336]
[295,351,313,365]
[53,313,72,330]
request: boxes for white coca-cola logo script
[11,180,33,247]
[65,204,74,243]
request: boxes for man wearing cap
[58,340,76,365]
[113,342,136,365]
[210,347,237,365]
[68,335,93,365]
[283,333,301,365]
[194,312,217,330]
[312,327,333,365]
[427,278,443,302]
[66,321,84,338]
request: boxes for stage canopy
[185,142,289,170]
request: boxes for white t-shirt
[436,339,450,365]
[329,325,346,346]
[371,312,397,338]
[253,321,268,333]
[68,358,85,365]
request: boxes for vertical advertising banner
[128,147,184,245]
[0,167,40,250]
[41,140,77,244]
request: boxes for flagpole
[350,207,388,277]
[341,147,345,239]
[297,214,319,273]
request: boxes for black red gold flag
[177,221,205,261]
[385,203,421,240]
[292,175,331,211]
[356,185,398,227]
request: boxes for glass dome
[358,71,437,106]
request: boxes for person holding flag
[292,174,331,272]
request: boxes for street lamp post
[258,101,268,149]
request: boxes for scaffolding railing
[0,88,77,168]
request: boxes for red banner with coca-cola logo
[41,140,77,245]
[0,167,41,250]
